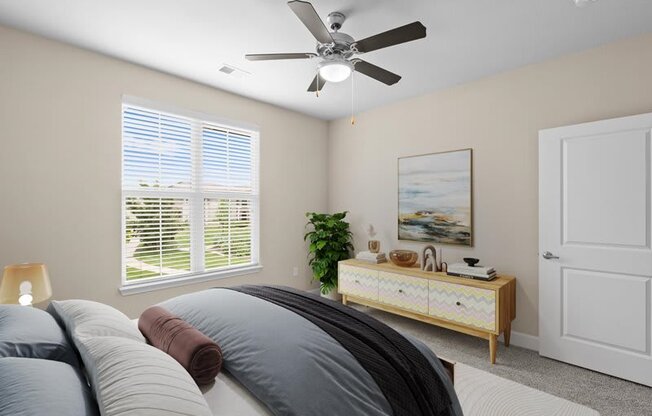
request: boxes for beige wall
[328,33,652,337]
[3,23,651,335]
[0,25,328,317]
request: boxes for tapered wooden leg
[504,321,512,347]
[342,294,347,305]
[489,334,497,364]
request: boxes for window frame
[119,96,261,295]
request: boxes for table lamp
[0,263,52,306]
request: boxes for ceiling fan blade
[307,73,326,92]
[245,53,317,61]
[287,1,333,44]
[353,60,401,85]
[354,21,426,53]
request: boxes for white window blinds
[122,101,259,284]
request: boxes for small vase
[368,240,380,254]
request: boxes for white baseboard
[499,331,539,351]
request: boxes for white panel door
[539,113,652,386]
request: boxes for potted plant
[304,211,354,299]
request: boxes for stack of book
[355,251,387,264]
[447,263,497,281]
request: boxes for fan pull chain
[350,71,356,125]
[316,72,320,98]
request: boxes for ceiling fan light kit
[318,57,353,83]
[245,0,426,93]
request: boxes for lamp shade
[318,60,353,83]
[0,263,52,305]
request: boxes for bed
[200,371,272,415]
[200,361,455,416]
[0,285,462,416]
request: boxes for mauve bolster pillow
[138,306,222,385]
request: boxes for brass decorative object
[389,250,418,267]
[368,240,380,253]
[366,224,380,253]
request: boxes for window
[121,98,259,289]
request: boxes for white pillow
[78,336,212,416]
[49,299,145,342]
[49,299,212,416]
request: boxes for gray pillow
[0,305,78,366]
[78,336,213,416]
[0,357,99,416]
[47,299,145,342]
[49,299,212,416]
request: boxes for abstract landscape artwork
[398,149,472,246]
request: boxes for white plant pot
[320,284,342,302]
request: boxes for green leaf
[302,211,354,287]
[320,281,336,294]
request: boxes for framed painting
[398,148,473,246]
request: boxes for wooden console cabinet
[338,259,516,363]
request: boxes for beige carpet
[354,306,628,415]
[455,363,599,416]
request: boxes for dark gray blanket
[159,288,463,416]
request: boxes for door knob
[542,251,559,260]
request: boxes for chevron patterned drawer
[428,281,496,331]
[378,271,429,314]
[338,264,379,301]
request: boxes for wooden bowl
[389,250,419,267]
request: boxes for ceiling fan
[245,0,427,93]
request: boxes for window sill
[119,264,263,296]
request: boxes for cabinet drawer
[428,281,496,331]
[338,264,378,301]
[378,272,429,314]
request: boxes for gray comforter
[160,288,463,416]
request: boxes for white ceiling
[1,0,651,120]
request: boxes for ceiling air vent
[573,0,597,7]
[218,64,251,79]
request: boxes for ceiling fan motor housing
[317,31,355,58]
[327,12,345,31]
